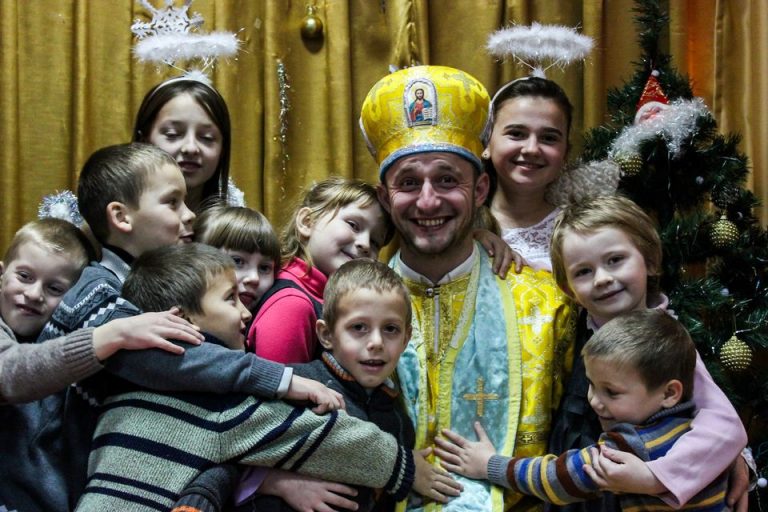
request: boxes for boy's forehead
[339,286,408,308]
[140,162,186,193]
[209,267,237,286]
[9,241,83,276]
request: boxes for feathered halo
[131,0,239,76]
[486,22,593,78]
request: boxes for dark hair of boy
[77,142,176,244]
[123,243,234,316]
[322,258,412,331]
[583,309,696,401]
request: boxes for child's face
[561,227,649,325]
[222,249,275,311]
[300,200,388,277]
[126,163,195,256]
[486,96,568,198]
[317,287,411,389]
[187,269,252,350]
[585,355,672,430]
[147,93,223,195]
[0,242,81,337]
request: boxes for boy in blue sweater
[78,243,429,510]
[0,143,353,512]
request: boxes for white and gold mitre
[359,66,490,179]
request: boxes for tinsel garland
[609,98,710,159]
[37,190,83,227]
[276,58,291,188]
[546,159,622,206]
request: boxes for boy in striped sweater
[76,243,445,511]
[434,309,728,511]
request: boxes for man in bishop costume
[361,66,575,511]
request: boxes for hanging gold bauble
[719,335,752,372]
[614,153,643,177]
[710,214,739,249]
[300,5,324,40]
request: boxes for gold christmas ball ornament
[710,215,739,249]
[300,5,324,40]
[615,153,643,177]
[719,335,753,372]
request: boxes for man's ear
[316,319,334,350]
[376,184,392,215]
[295,207,314,240]
[474,171,490,207]
[106,201,132,235]
[0,261,5,287]
[660,379,684,408]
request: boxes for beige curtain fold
[0,0,764,249]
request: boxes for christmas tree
[581,0,768,505]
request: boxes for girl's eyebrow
[502,123,564,136]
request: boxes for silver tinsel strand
[546,159,622,206]
[276,59,291,190]
[38,190,83,227]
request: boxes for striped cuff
[385,444,415,502]
[487,454,512,487]
[62,327,102,377]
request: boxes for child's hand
[473,229,524,276]
[286,375,346,413]
[262,469,359,512]
[92,307,204,361]
[584,446,666,495]
[434,421,496,479]
[413,448,463,503]
[726,455,750,512]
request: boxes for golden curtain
[0,0,765,250]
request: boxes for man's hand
[726,455,750,512]
[286,375,345,413]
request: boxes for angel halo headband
[483,23,593,139]
[131,0,237,111]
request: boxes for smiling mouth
[595,289,623,301]
[16,304,42,316]
[179,234,194,243]
[240,293,256,307]
[415,218,447,228]
[361,360,386,368]
[515,161,543,170]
